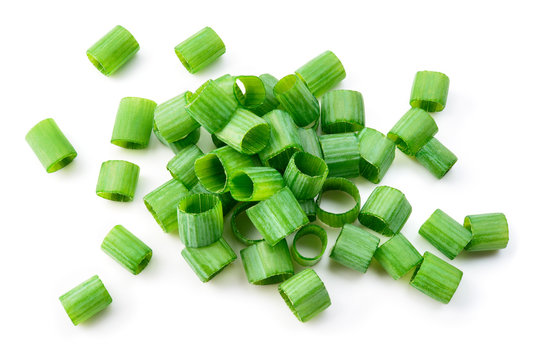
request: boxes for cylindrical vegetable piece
[111,97,157,149]
[240,240,294,285]
[415,137,458,179]
[167,145,204,189]
[278,268,331,322]
[291,224,328,266]
[144,178,190,232]
[410,71,450,112]
[181,238,237,283]
[410,252,463,304]
[86,25,139,76]
[299,199,317,222]
[284,152,328,200]
[25,118,77,173]
[297,127,323,158]
[174,27,225,74]
[419,209,472,260]
[319,132,361,178]
[177,193,223,248]
[214,108,270,154]
[464,213,509,251]
[274,74,320,128]
[356,128,395,184]
[295,50,346,97]
[190,182,237,216]
[316,177,361,228]
[59,275,112,326]
[252,74,280,116]
[101,225,152,275]
[154,126,201,154]
[321,90,364,133]
[373,233,422,279]
[96,160,139,202]
[229,167,284,201]
[231,202,264,245]
[387,108,438,156]
[232,75,266,109]
[154,91,200,143]
[329,224,380,272]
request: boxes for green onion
[419,209,472,260]
[154,126,201,154]
[96,160,140,202]
[229,167,284,201]
[278,268,331,322]
[101,225,152,275]
[59,275,112,325]
[86,25,139,76]
[409,251,463,304]
[321,90,364,133]
[154,91,200,143]
[25,118,77,173]
[464,213,509,251]
[143,178,190,232]
[319,132,361,178]
[373,233,422,279]
[274,74,320,128]
[181,238,237,282]
[233,75,266,109]
[299,199,317,222]
[415,137,458,179]
[252,74,280,116]
[357,127,396,184]
[316,177,361,228]
[295,50,346,97]
[211,133,227,148]
[291,224,328,266]
[387,108,438,156]
[174,27,225,74]
[410,71,450,112]
[111,97,157,149]
[177,193,223,248]
[240,240,294,285]
[329,224,380,273]
[190,182,237,215]
[297,129,322,160]
[284,152,328,200]
[231,202,264,245]
[214,108,270,154]
[166,144,204,189]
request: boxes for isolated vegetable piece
[299,199,317,222]
[415,137,458,179]
[464,213,509,251]
[111,97,157,149]
[316,177,361,228]
[181,238,237,282]
[251,74,280,116]
[329,224,380,272]
[297,127,323,158]
[356,127,396,183]
[154,91,200,143]
[190,182,237,215]
[284,152,328,200]
[214,108,270,154]
[291,224,328,266]
[240,240,294,285]
[410,71,450,112]
[177,193,223,248]
[388,108,438,156]
[167,144,204,189]
[321,90,364,133]
[101,225,152,275]
[231,202,264,245]
[374,233,422,279]
[59,275,112,325]
[319,132,361,178]
[295,50,346,97]
[274,74,320,128]
[96,160,140,202]
[229,167,284,201]
[174,27,225,74]
[144,178,189,232]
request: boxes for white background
[1,0,538,358]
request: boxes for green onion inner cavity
[295,233,323,258]
[235,209,263,241]
[318,190,357,213]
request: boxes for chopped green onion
[166,144,204,189]
[143,178,189,232]
[373,233,422,279]
[240,240,294,285]
[387,108,438,156]
[233,75,266,109]
[291,224,328,266]
[101,225,152,275]
[321,90,364,133]
[295,50,346,97]
[284,152,328,200]
[154,91,200,143]
[329,224,380,273]
[211,133,227,148]
[410,71,450,112]
[96,160,139,202]
[415,137,458,179]
[111,97,157,149]
[357,127,396,184]
[464,213,509,251]
[297,127,323,158]
[252,73,280,116]
[214,73,236,98]
[319,132,361,178]
[299,199,317,222]
[231,202,264,245]
[274,74,320,128]
[190,182,237,215]
[177,193,223,248]
[174,27,225,74]
[154,126,201,154]
[229,167,284,201]
[214,108,270,154]
[181,238,237,282]
[316,177,361,227]
[59,275,112,325]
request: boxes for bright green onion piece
[154,126,201,154]
[357,127,396,184]
[167,144,204,189]
[231,202,264,245]
[316,177,361,228]
[96,160,139,202]
[252,74,280,116]
[154,91,200,143]
[177,193,223,248]
[111,97,157,149]
[295,50,346,98]
[274,74,320,128]
[410,251,463,304]
[291,224,328,266]
[464,213,509,251]
[59,275,112,326]
[319,132,361,178]
[240,240,294,285]
[299,199,317,222]
[415,137,458,179]
[373,233,422,279]
[190,182,237,216]
[297,127,323,158]
[233,75,266,109]
[358,186,412,236]
[86,25,139,76]
[329,224,380,273]
[247,187,308,247]
[229,167,284,201]
[410,71,450,112]
[181,238,237,283]
[284,152,328,200]
[211,133,227,148]
[387,108,438,156]
[174,26,225,74]
[101,225,152,275]
[278,268,331,322]
[25,118,77,173]
[419,209,472,260]
[321,90,364,134]
[143,178,189,232]
[214,108,270,155]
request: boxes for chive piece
[154,126,201,154]
[154,91,200,143]
[251,74,280,116]
[177,193,223,248]
[189,182,237,215]
[419,209,472,260]
[410,252,463,304]
[284,152,328,200]
[291,224,328,266]
[59,275,112,325]
[111,97,157,149]
[278,269,331,322]
[96,160,139,202]
[25,118,77,173]
[181,238,237,282]
[247,187,309,246]
[295,50,346,97]
[321,90,364,133]
[233,75,266,109]
[464,213,509,251]
[231,202,264,245]
[86,25,139,76]
[241,240,294,285]
[415,137,458,179]
[101,225,152,275]
[316,177,361,228]
[387,108,438,156]
[373,233,422,279]
[211,133,227,148]
[329,224,380,272]
[358,186,412,236]
[166,144,204,189]
[174,27,225,74]
[319,132,361,178]
[143,178,189,232]
[410,71,450,112]
[297,127,323,158]
[299,199,317,222]
[214,108,270,154]
[229,167,284,201]
[357,127,396,184]
[274,74,320,128]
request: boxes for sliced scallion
[297,127,323,158]
[357,127,395,183]
[111,97,157,149]
[177,193,223,248]
[166,144,204,189]
[291,224,328,266]
[101,225,152,275]
[252,73,280,116]
[174,27,225,74]
[211,133,227,148]
[143,178,189,232]
[329,224,380,273]
[181,238,237,282]
[233,75,266,109]
[387,108,438,156]
[299,199,317,222]
[295,50,346,97]
[316,177,361,228]
[241,240,294,285]
[319,132,361,178]
[229,167,284,201]
[231,202,264,245]
[274,74,320,128]
[464,213,509,251]
[214,108,270,154]
[410,71,450,112]
[154,126,201,154]
[154,91,200,143]
[190,182,237,216]
[59,275,112,325]
[415,137,458,179]
[284,151,328,200]
[87,25,139,76]
[96,160,139,202]
[373,233,422,279]
[321,90,364,133]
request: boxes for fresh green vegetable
[329,224,380,273]
[101,225,152,275]
[373,233,422,279]
[415,137,457,179]
[143,178,189,232]
[319,132,361,178]
[252,74,280,116]
[177,193,223,248]
[96,160,140,202]
[297,127,323,158]
[167,144,204,189]
[174,27,225,74]
[214,108,270,154]
[316,177,361,228]
[464,213,509,251]
[388,108,438,156]
[274,74,320,128]
[284,151,328,200]
[154,91,200,143]
[111,97,157,149]
[181,238,237,282]
[87,25,139,76]
[356,127,395,183]
[240,240,294,285]
[229,167,284,201]
[410,71,450,112]
[295,50,346,97]
[321,90,364,133]
[230,202,264,245]
[291,224,328,266]
[298,199,317,222]
[190,182,237,215]
[59,275,112,325]
[419,209,472,259]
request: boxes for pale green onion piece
[174,26,225,74]
[177,193,223,248]
[415,137,458,179]
[214,108,270,154]
[211,133,227,148]
[101,225,152,275]
[297,127,323,158]
[316,177,361,228]
[387,108,438,156]
[299,199,317,222]
[154,91,200,143]
[181,238,237,282]
[464,213,509,251]
[295,50,346,97]
[329,224,380,273]
[252,74,280,116]
[231,202,264,245]
[373,233,422,279]
[233,75,266,109]
[154,126,201,154]
[274,74,320,128]
[240,240,294,285]
[214,73,236,100]
[229,167,284,201]
[111,97,157,149]
[144,178,189,232]
[356,127,396,184]
[190,182,237,216]
[319,132,361,178]
[284,152,328,200]
[291,224,328,266]
[321,90,364,133]
[410,71,450,112]
[96,160,139,202]
[167,144,204,189]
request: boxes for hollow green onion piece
[177,193,223,248]
[387,108,438,156]
[211,133,227,148]
[167,144,204,189]
[154,91,200,143]
[284,152,328,200]
[316,177,361,228]
[278,268,331,322]
[233,75,266,109]
[143,178,189,232]
[240,239,294,285]
[247,187,308,246]
[274,74,320,128]
[295,50,346,98]
[297,127,323,158]
[464,213,509,251]
[101,225,152,275]
[59,275,112,326]
[356,127,396,184]
[319,132,361,178]
[190,182,237,216]
[251,74,280,116]
[291,224,328,266]
[111,97,157,149]
[299,199,317,222]
[329,224,380,273]
[321,90,364,133]
[86,25,139,76]
[231,202,264,245]
[96,160,139,202]
[229,167,284,201]
[181,238,237,283]
[415,137,458,179]
[358,186,412,236]
[25,118,77,173]
[419,209,472,260]
[410,252,463,304]
[410,71,450,112]
[174,26,225,74]
[373,233,422,279]
[154,126,201,154]
[214,108,270,155]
